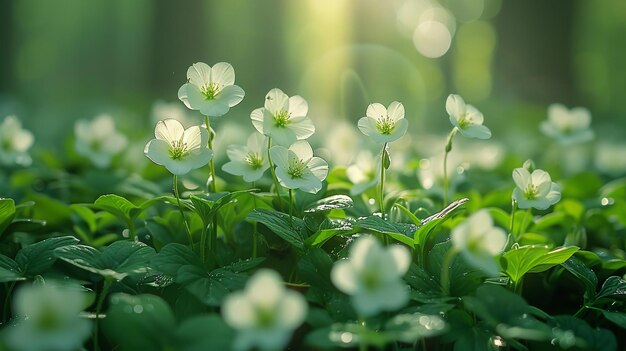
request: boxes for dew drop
[133,305,144,314]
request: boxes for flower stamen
[376,116,396,135]
[287,158,307,179]
[245,152,264,170]
[169,139,190,160]
[201,83,221,100]
[273,110,291,128]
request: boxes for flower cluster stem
[93,279,112,351]
[289,188,295,226]
[379,143,388,221]
[173,175,193,251]
[267,137,283,210]
[359,318,368,351]
[204,116,219,257]
[204,116,217,194]
[443,128,458,205]
[441,248,458,296]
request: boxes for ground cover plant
[1,59,625,351]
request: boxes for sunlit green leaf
[502,245,579,283]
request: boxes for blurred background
[1,0,625,164]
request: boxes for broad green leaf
[103,293,176,351]
[427,241,486,297]
[0,198,16,235]
[593,276,626,303]
[561,256,597,301]
[175,315,234,351]
[0,255,24,282]
[55,240,156,281]
[355,215,415,247]
[92,194,141,222]
[502,245,579,284]
[247,209,307,250]
[601,311,626,329]
[382,147,391,169]
[303,195,353,213]
[306,227,357,248]
[151,243,202,277]
[530,212,568,232]
[306,322,389,349]
[16,236,80,276]
[177,258,263,306]
[384,313,447,343]
[549,315,616,351]
[414,198,468,248]
[70,204,97,233]
[190,190,256,225]
[297,248,334,290]
[405,263,443,301]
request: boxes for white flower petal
[250,108,266,135]
[307,157,329,182]
[512,168,530,191]
[446,94,466,120]
[297,173,323,193]
[288,95,308,117]
[182,126,207,150]
[247,133,267,153]
[482,227,507,255]
[218,84,245,108]
[465,105,484,124]
[331,260,358,294]
[277,291,308,329]
[222,161,251,177]
[210,62,235,87]
[289,141,313,161]
[246,269,284,308]
[357,117,376,137]
[199,99,230,117]
[265,88,290,115]
[226,144,248,162]
[187,62,212,88]
[289,116,315,140]
[350,235,379,271]
[144,139,172,167]
[460,124,491,139]
[268,125,297,146]
[155,119,184,144]
[387,101,405,122]
[269,145,290,169]
[177,84,192,110]
[366,103,387,120]
[387,245,411,276]
[223,293,255,329]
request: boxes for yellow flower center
[523,183,539,200]
[362,269,380,290]
[201,83,221,100]
[273,110,291,128]
[287,158,307,179]
[458,113,473,129]
[245,152,264,170]
[376,116,395,135]
[169,140,190,160]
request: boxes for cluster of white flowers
[74,114,128,168]
[0,116,34,167]
[4,281,92,351]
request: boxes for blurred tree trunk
[493,0,577,104]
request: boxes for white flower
[446,94,491,139]
[222,269,307,351]
[540,104,593,144]
[74,114,128,168]
[222,133,270,183]
[346,150,379,196]
[250,88,315,146]
[331,235,411,317]
[178,62,245,117]
[451,210,507,277]
[269,141,328,194]
[144,119,213,175]
[0,116,34,166]
[4,281,92,351]
[512,167,561,210]
[357,101,408,143]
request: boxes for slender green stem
[2,281,16,322]
[252,182,258,259]
[204,116,217,194]
[443,128,457,205]
[173,175,193,250]
[510,200,517,236]
[359,318,368,351]
[510,277,524,295]
[519,209,532,237]
[267,137,282,210]
[289,188,294,226]
[93,280,112,351]
[379,143,387,220]
[574,305,587,318]
[441,248,458,296]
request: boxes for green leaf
[190,190,255,225]
[177,258,263,307]
[55,240,156,281]
[355,215,416,247]
[382,147,391,170]
[601,311,626,329]
[70,204,98,233]
[304,195,353,213]
[426,241,486,297]
[405,263,443,301]
[0,198,16,235]
[247,209,307,250]
[151,243,202,277]
[414,198,468,248]
[384,313,448,343]
[502,245,579,284]
[561,256,598,301]
[549,315,617,351]
[297,248,334,290]
[93,194,141,222]
[593,276,626,303]
[0,255,24,283]
[16,236,80,276]
[175,315,234,351]
[103,293,176,351]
